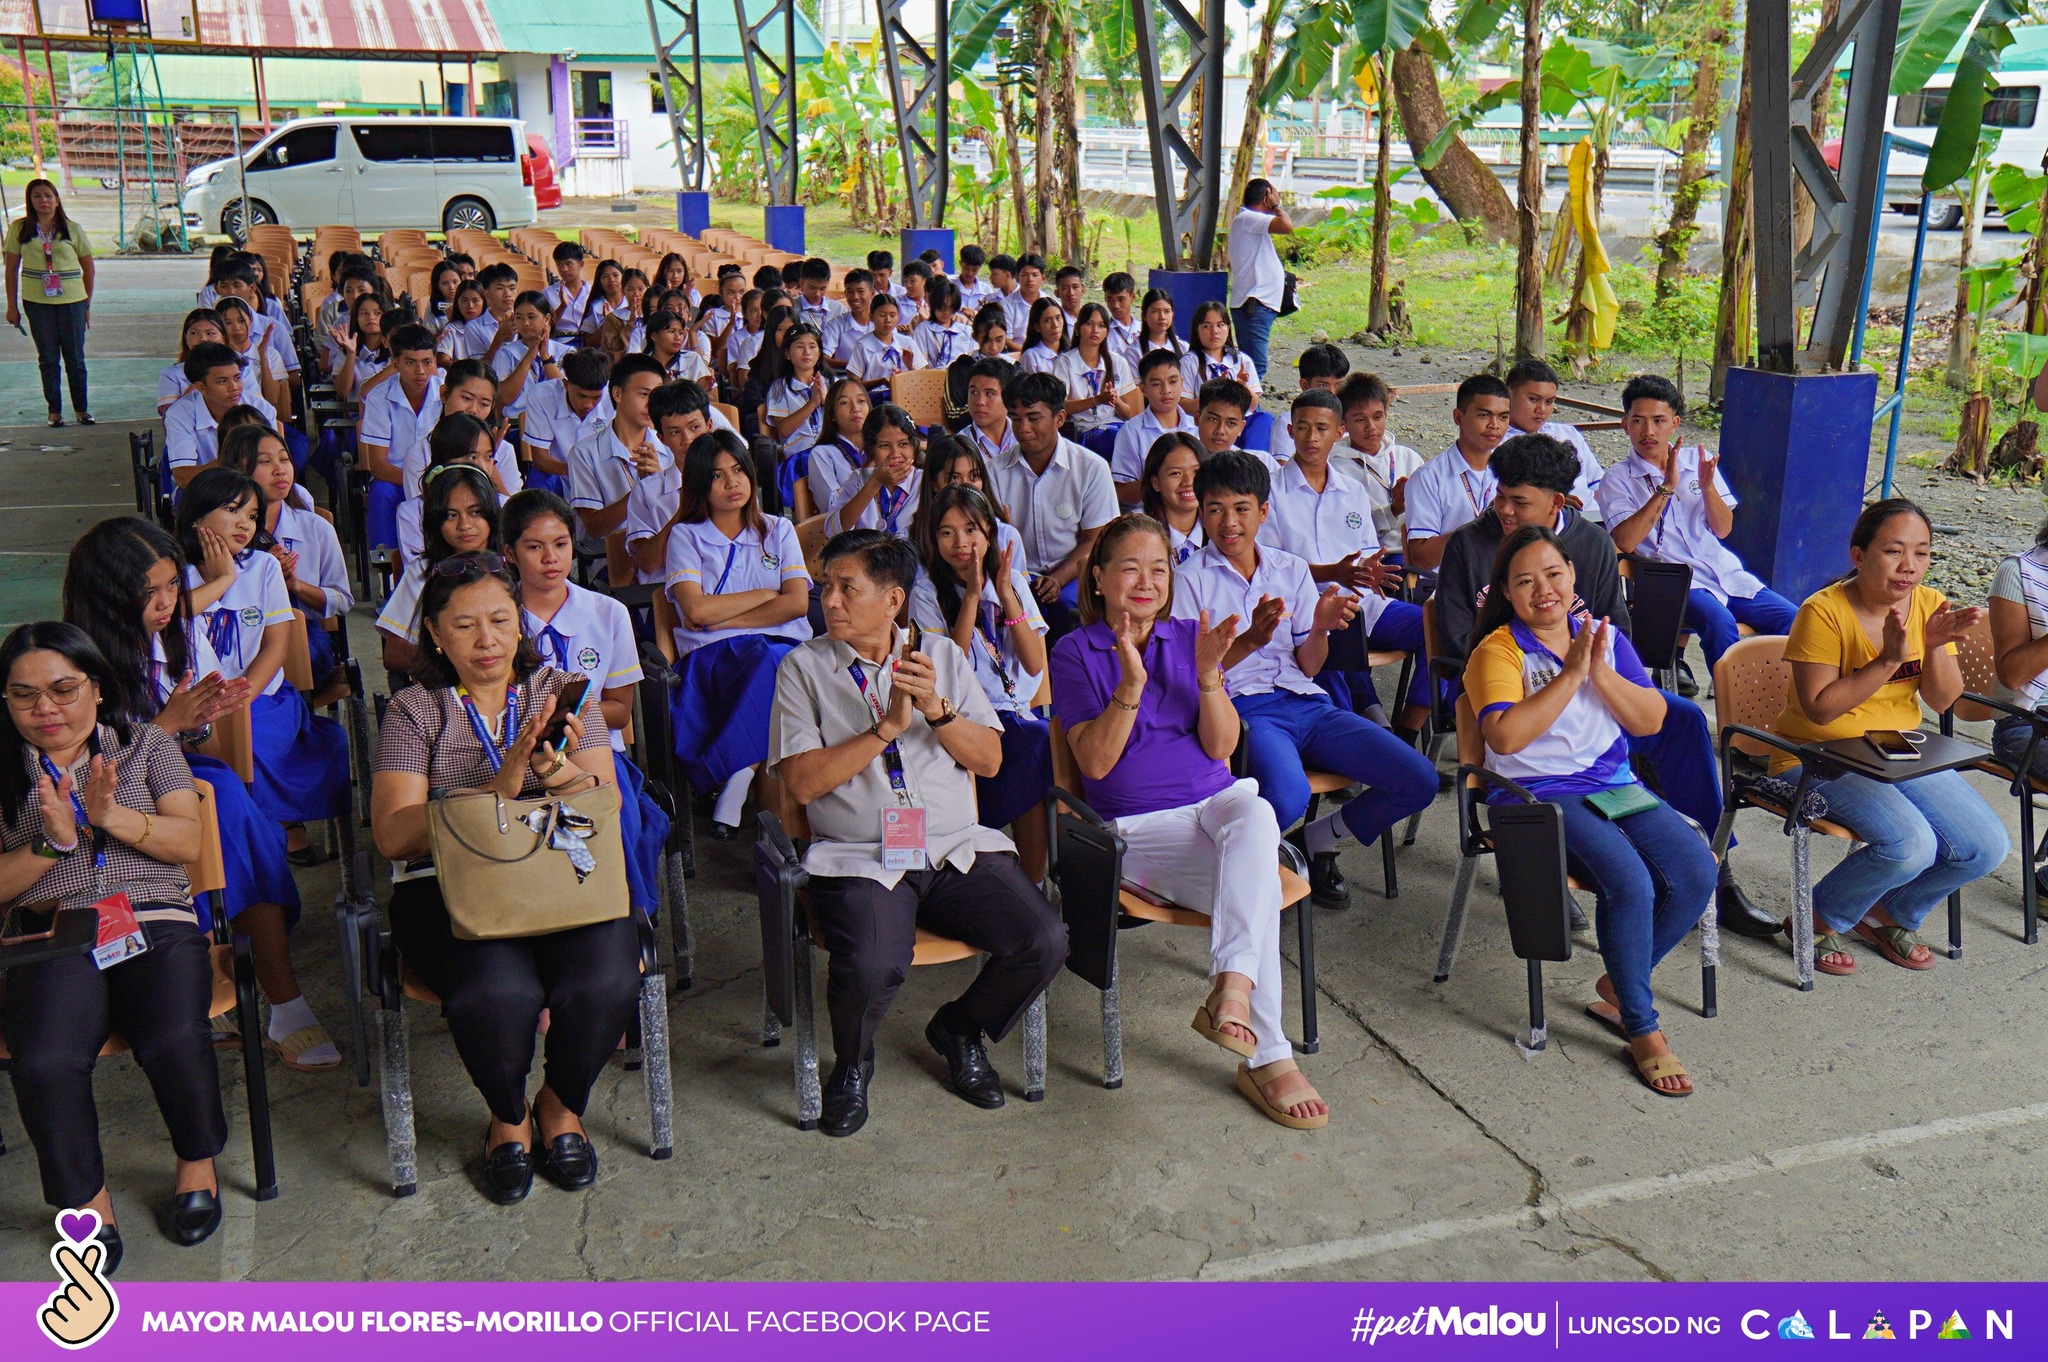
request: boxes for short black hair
[1196,378,1253,416]
[868,292,901,316]
[610,352,667,391]
[1338,372,1391,412]
[388,323,435,357]
[1193,449,1270,506]
[1455,373,1511,410]
[800,257,832,283]
[1054,264,1084,283]
[752,264,783,289]
[1102,271,1135,296]
[1138,348,1183,380]
[821,528,919,595]
[966,357,1011,388]
[989,252,1019,275]
[477,262,518,289]
[867,250,895,271]
[960,244,986,268]
[562,348,611,390]
[902,261,933,283]
[1017,252,1047,274]
[1298,342,1350,384]
[217,260,259,288]
[1243,177,1274,207]
[1505,358,1560,391]
[650,378,711,425]
[843,268,874,291]
[1003,370,1068,416]
[1620,373,1685,418]
[184,341,241,384]
[443,357,493,395]
[551,242,586,264]
[1291,390,1344,420]
[1489,434,1581,494]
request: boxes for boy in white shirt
[626,381,718,580]
[1053,265,1086,341]
[545,242,594,339]
[794,257,846,331]
[955,244,994,314]
[1111,349,1199,506]
[1404,372,1513,570]
[824,270,877,371]
[1001,253,1048,346]
[1504,358,1605,518]
[1334,372,1425,558]
[959,359,1019,465]
[1268,342,1349,463]
[1101,271,1143,372]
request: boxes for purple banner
[2,1277,2038,1359]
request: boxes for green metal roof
[486,0,827,64]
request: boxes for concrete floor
[3,258,2048,1285]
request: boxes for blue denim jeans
[24,298,88,415]
[1556,792,1717,1038]
[1809,769,2009,934]
[1233,688,1438,844]
[1232,298,1276,382]
[1688,586,1799,669]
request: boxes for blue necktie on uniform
[538,624,571,671]
[204,609,240,668]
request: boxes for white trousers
[1113,779,1290,1067]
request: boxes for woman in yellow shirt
[3,179,95,427]
[1776,499,2007,975]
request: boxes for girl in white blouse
[1053,301,1142,458]
[219,424,352,683]
[1017,296,1068,376]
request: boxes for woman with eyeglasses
[0,621,221,1272]
[370,552,640,1205]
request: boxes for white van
[1882,30,2048,229]
[182,117,540,238]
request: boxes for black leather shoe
[166,1189,221,1246]
[1569,896,1590,933]
[94,1225,124,1277]
[1717,878,1783,939]
[925,1010,1005,1109]
[709,821,741,840]
[1309,852,1350,907]
[820,1058,874,1137]
[536,1132,599,1190]
[480,1137,534,1204]
[1676,659,1700,697]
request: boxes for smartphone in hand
[535,676,591,751]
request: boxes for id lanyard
[877,484,908,535]
[456,685,519,774]
[38,225,62,297]
[848,663,914,807]
[977,601,1017,698]
[39,748,109,876]
[1460,468,1493,519]
[786,381,823,437]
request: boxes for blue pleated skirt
[524,469,569,499]
[669,635,797,794]
[977,710,1053,831]
[776,446,812,513]
[282,422,310,473]
[614,752,671,916]
[249,686,351,824]
[305,621,337,681]
[186,751,300,934]
[367,479,401,552]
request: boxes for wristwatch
[927,698,958,728]
[31,833,76,859]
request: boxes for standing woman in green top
[4,179,96,427]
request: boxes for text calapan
[140,1309,994,1336]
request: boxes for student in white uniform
[1111,349,1200,505]
[1135,288,1189,365]
[519,348,612,496]
[1404,372,1514,571]
[1180,301,1267,449]
[663,430,813,835]
[805,377,875,521]
[1505,358,1606,516]
[644,309,717,397]
[1139,431,1208,565]
[159,309,235,416]
[1053,302,1142,459]
[915,278,974,369]
[566,354,669,542]
[827,404,924,539]
[989,371,1119,639]
[544,242,594,339]
[822,271,877,371]
[1017,297,1068,377]
[219,424,353,682]
[624,379,718,581]
[399,410,521,567]
[1101,272,1144,372]
[1334,372,1425,558]
[849,293,923,393]
[957,357,1020,468]
[375,465,503,681]
[1266,342,1349,465]
[918,433,1023,566]
[764,323,830,459]
[490,291,570,422]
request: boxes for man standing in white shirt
[1226,179,1292,381]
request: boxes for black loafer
[1676,659,1699,697]
[709,821,741,841]
[1309,852,1350,907]
[536,1132,599,1191]
[1717,879,1783,939]
[481,1137,534,1204]
[925,1011,1005,1109]
[820,1058,873,1137]
[94,1225,124,1278]
[166,1189,221,1247]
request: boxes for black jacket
[1433,507,1631,671]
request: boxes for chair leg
[1380,826,1398,899]
[1947,888,1963,960]
[1435,854,1478,983]
[232,941,279,1201]
[376,998,417,1197]
[1699,882,1721,1020]
[1293,898,1319,1055]
[333,895,371,1088]
[639,972,674,1159]
[1101,954,1124,1090]
[1709,808,1737,859]
[1522,958,1547,1052]
[761,978,782,1048]
[792,944,821,1131]
[1021,992,1047,1102]
[2024,802,2043,946]
[1791,824,1815,992]
[664,846,693,989]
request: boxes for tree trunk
[1391,41,1516,241]
[1514,0,1546,359]
[1029,3,1053,255]
[1369,71,1396,334]
[1711,37,1754,403]
[1226,0,1286,224]
[1055,21,1084,263]
[1946,159,1991,389]
[999,79,1031,255]
[1945,391,1992,480]
[1655,0,1729,299]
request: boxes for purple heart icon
[55,1210,99,1244]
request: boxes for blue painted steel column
[902,228,956,273]
[675,191,710,237]
[765,204,806,255]
[1720,367,1880,602]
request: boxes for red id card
[882,807,928,871]
[90,891,148,970]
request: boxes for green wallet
[1585,784,1663,820]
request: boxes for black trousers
[390,878,643,1126]
[807,852,1068,1066]
[3,917,226,1209]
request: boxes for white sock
[1304,810,1348,858]
[267,995,338,1063]
[713,766,756,827]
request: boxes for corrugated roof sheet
[487,0,825,63]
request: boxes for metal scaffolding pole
[876,0,948,230]
[1131,0,1226,271]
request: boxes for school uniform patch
[239,606,263,629]
[577,646,602,673]
[1345,511,1364,530]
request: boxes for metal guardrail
[572,118,630,159]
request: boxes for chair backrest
[758,761,811,840]
[1421,597,1443,666]
[282,609,315,694]
[1453,693,1484,775]
[604,532,635,600]
[198,699,255,784]
[650,581,681,665]
[1710,633,1793,758]
[890,367,949,428]
[1952,615,1999,723]
[1047,716,1081,791]
[185,778,227,897]
[712,401,741,430]
[1621,556,1694,674]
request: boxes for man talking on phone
[769,530,1068,1137]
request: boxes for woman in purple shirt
[1048,514,1329,1129]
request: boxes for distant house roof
[484,0,826,64]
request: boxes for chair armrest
[608,582,656,611]
[1718,723,1824,835]
[1961,692,2048,792]
[1454,762,1543,854]
[1046,784,1110,832]
[1960,691,2041,726]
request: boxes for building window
[650,72,666,114]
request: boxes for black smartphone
[906,622,923,657]
[0,901,59,946]
[536,676,591,750]
[1865,729,1922,762]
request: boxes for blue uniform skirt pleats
[614,752,671,916]
[186,751,301,933]
[249,687,350,824]
[669,635,797,794]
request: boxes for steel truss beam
[876,0,949,229]
[735,0,800,204]
[1132,0,1226,271]
[645,0,708,192]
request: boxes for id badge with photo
[882,806,928,871]
[42,271,64,298]
[90,891,148,970]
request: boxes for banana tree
[1893,0,2026,192]
[952,74,1015,251]
[798,36,906,229]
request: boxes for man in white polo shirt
[1404,373,1514,571]
[988,371,1118,640]
[1226,178,1293,382]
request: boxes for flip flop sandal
[1852,921,1937,971]
[1582,1001,1627,1041]
[1620,1046,1693,1098]
[1235,1059,1330,1130]
[1191,985,1257,1058]
[210,1010,242,1050]
[1786,919,1859,975]
[263,1024,342,1073]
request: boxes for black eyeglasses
[429,552,508,578]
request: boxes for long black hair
[1024,296,1069,357]
[917,431,1000,531]
[1473,524,1574,645]
[420,463,502,565]
[21,177,72,244]
[63,517,192,725]
[501,487,579,548]
[0,622,124,823]
[678,429,765,537]
[409,553,542,690]
[175,466,271,565]
[917,485,1005,628]
[1140,431,1207,524]
[1073,301,1122,388]
[217,423,311,511]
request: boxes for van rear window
[433,126,516,163]
[1897,86,2040,130]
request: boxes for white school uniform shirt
[185,554,294,698]
[545,280,594,335]
[521,380,612,465]
[806,437,867,516]
[1227,206,1287,312]
[621,465,682,579]
[272,502,354,620]
[163,388,277,470]
[823,313,874,366]
[1106,314,1144,373]
[763,376,827,456]
[850,330,923,384]
[826,468,923,538]
[1170,542,1323,697]
[376,559,428,644]
[1257,459,1390,632]
[157,355,264,415]
[1165,519,1205,566]
[151,628,224,710]
[248,312,299,376]
[955,276,995,314]
[1512,420,1605,517]
[990,438,1118,575]
[581,296,632,337]
[1181,348,1261,402]
[523,584,643,752]
[1000,290,1038,340]
[1405,445,1498,543]
[399,436,521,501]
[569,422,670,513]
[488,339,571,419]
[656,346,716,387]
[726,325,766,371]
[963,419,1019,467]
[662,516,813,658]
[1052,349,1138,434]
[907,568,1047,715]
[698,306,735,344]
[1111,406,1201,490]
[1595,444,1764,604]
[795,295,846,331]
[1333,438,1427,554]
[359,373,443,459]
[1017,345,1062,377]
[914,318,973,369]
[196,283,220,308]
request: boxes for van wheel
[443,198,495,234]
[221,199,276,242]
[1927,203,1964,231]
